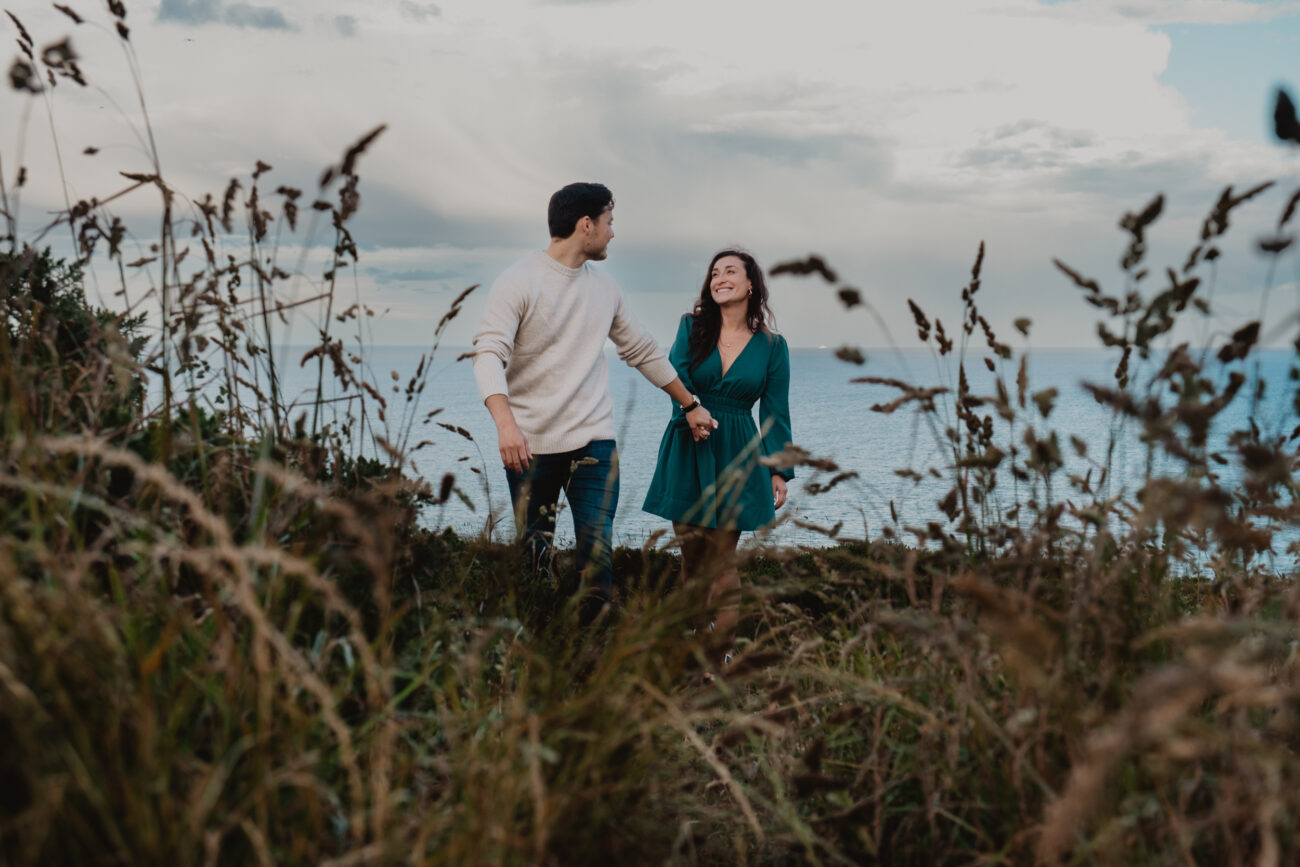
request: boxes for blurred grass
[6,4,1300,865]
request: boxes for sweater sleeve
[471,276,524,401]
[759,334,795,480]
[608,290,677,388]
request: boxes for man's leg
[505,453,566,582]
[562,439,619,615]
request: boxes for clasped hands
[687,405,718,442]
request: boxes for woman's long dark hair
[687,249,776,371]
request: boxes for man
[472,182,716,619]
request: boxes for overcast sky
[5,0,1300,350]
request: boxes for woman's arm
[758,334,795,484]
[667,314,697,394]
[664,314,715,439]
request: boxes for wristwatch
[681,395,701,413]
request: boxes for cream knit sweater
[472,251,677,455]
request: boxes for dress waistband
[700,394,753,414]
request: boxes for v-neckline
[716,332,755,379]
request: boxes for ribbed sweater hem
[528,429,616,455]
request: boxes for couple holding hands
[471,182,794,670]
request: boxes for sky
[4,0,1300,351]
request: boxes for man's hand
[497,420,532,473]
[686,405,718,442]
[485,394,532,473]
[662,379,718,442]
[772,475,788,509]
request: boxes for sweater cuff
[637,356,678,389]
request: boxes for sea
[230,343,1300,567]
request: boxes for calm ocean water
[241,343,1300,561]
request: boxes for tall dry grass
[5,4,1300,865]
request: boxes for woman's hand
[772,474,787,509]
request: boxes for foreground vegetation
[5,5,1300,864]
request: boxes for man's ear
[577,215,593,235]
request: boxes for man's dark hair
[548,183,614,239]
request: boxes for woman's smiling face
[709,255,751,309]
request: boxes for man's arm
[608,291,678,385]
[472,276,530,471]
[608,292,716,438]
[485,393,531,473]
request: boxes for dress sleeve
[759,334,794,480]
[668,314,696,399]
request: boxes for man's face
[583,205,614,261]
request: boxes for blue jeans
[505,439,619,607]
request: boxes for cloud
[398,1,441,21]
[224,4,293,29]
[156,0,220,23]
[988,121,1097,150]
[1055,153,1221,203]
[960,146,1063,171]
[8,0,1300,352]
[334,14,357,36]
[157,0,294,29]
[1105,0,1300,24]
[367,266,466,285]
[683,129,890,175]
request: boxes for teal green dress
[643,315,795,531]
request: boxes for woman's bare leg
[675,522,741,665]
[673,522,707,594]
[703,529,742,651]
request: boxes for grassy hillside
[5,5,1300,864]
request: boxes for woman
[642,249,794,673]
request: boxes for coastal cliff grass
[6,4,1300,865]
